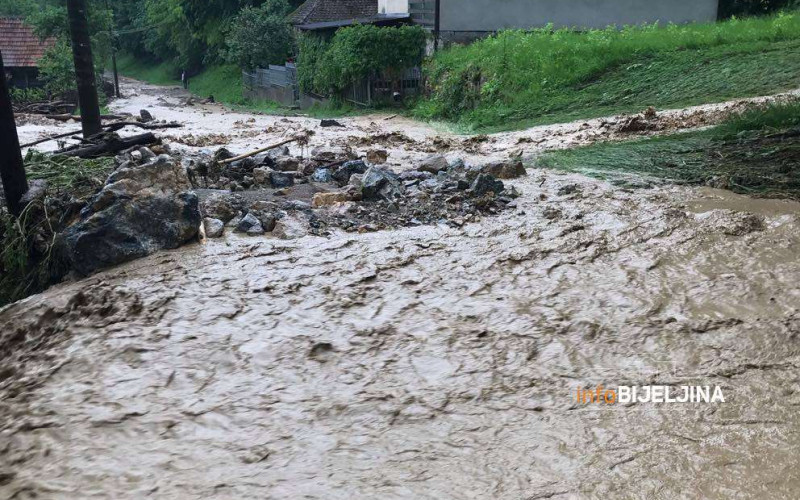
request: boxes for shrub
[299,24,427,95]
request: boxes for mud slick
[2,79,800,499]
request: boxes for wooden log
[19,121,183,149]
[55,132,158,159]
[219,134,309,165]
[0,51,29,216]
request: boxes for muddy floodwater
[2,80,800,498]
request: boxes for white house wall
[379,0,410,14]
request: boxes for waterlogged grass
[419,12,800,131]
[537,101,800,198]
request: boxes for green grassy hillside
[417,12,800,132]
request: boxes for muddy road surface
[2,80,800,499]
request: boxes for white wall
[379,0,410,14]
[440,0,718,32]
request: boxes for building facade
[407,0,719,43]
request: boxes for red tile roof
[0,17,56,68]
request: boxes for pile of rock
[56,147,201,275]
[195,148,526,238]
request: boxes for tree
[67,0,102,137]
[0,51,29,216]
[225,1,293,70]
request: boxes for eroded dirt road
[2,80,800,499]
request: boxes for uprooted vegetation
[537,100,800,198]
[417,12,800,131]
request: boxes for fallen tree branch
[219,132,313,165]
[55,132,158,158]
[20,121,183,149]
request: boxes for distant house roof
[295,13,409,30]
[289,0,379,25]
[0,17,55,68]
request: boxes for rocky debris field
[188,142,525,239]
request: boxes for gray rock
[361,166,404,202]
[470,174,505,198]
[418,154,449,174]
[58,191,200,276]
[252,167,270,185]
[274,156,300,172]
[270,172,295,188]
[202,193,243,223]
[139,109,154,122]
[311,168,333,183]
[251,210,277,232]
[203,217,225,238]
[332,160,368,187]
[138,147,157,161]
[236,213,263,235]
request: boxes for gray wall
[440,0,718,33]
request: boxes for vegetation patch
[418,12,800,131]
[537,101,800,199]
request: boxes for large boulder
[332,160,368,187]
[361,166,405,202]
[57,155,201,276]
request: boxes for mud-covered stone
[481,160,527,179]
[418,154,449,174]
[470,174,505,198]
[204,217,225,238]
[361,166,405,202]
[332,160,368,187]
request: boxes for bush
[719,0,799,18]
[298,24,426,95]
[38,40,76,96]
[225,0,293,70]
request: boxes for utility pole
[67,0,102,137]
[0,51,29,216]
[433,0,441,52]
[103,0,120,97]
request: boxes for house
[401,0,719,44]
[290,0,409,34]
[0,17,55,88]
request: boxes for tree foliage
[719,0,799,17]
[298,25,427,95]
[225,0,293,70]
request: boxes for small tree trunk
[0,51,29,216]
[67,0,102,138]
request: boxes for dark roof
[296,13,409,30]
[0,17,55,68]
[290,0,378,25]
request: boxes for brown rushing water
[4,79,800,498]
[1,171,799,499]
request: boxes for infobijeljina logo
[576,385,726,405]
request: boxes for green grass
[117,53,180,86]
[537,101,800,198]
[417,12,800,132]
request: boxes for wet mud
[3,80,800,499]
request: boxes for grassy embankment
[537,100,800,199]
[417,12,800,132]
